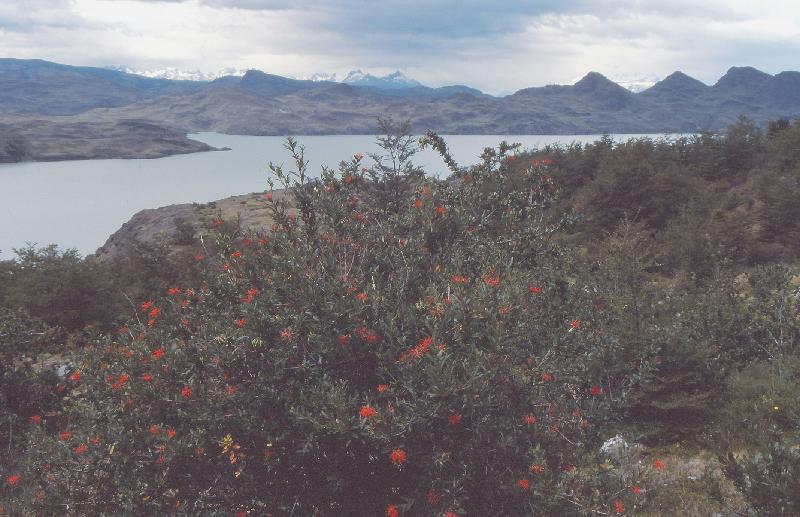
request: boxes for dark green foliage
[3,118,800,514]
[1,245,118,330]
[715,356,800,516]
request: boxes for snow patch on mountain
[342,70,423,89]
[106,65,247,82]
[613,74,661,93]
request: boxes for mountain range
[1,58,799,161]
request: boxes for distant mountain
[0,59,204,115]
[615,75,660,93]
[236,70,323,97]
[640,72,708,100]
[342,70,422,89]
[105,65,247,82]
[2,59,800,160]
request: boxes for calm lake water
[0,132,676,258]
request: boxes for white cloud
[0,0,798,94]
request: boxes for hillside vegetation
[1,118,800,515]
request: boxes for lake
[0,132,677,258]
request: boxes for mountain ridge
[2,59,800,162]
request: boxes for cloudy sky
[1,0,799,94]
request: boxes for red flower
[152,348,165,360]
[530,463,545,474]
[242,288,259,304]
[435,205,446,215]
[29,415,42,424]
[263,192,273,201]
[280,328,295,341]
[542,372,554,382]
[386,504,399,517]
[141,301,154,311]
[234,317,247,328]
[451,275,469,285]
[359,405,378,419]
[6,474,20,487]
[413,199,423,209]
[230,251,242,259]
[522,414,537,425]
[401,336,433,361]
[74,444,88,455]
[142,372,153,382]
[517,478,530,490]
[590,386,603,396]
[425,489,441,505]
[167,287,181,296]
[444,512,459,517]
[448,413,462,425]
[390,448,407,465]
[355,292,369,302]
[570,319,581,330]
[181,386,193,398]
[614,499,625,514]
[110,373,129,390]
[338,334,350,346]
[59,431,72,441]
[652,459,666,471]
[227,385,237,396]
[377,384,389,393]
[213,218,224,227]
[483,275,500,286]
[91,436,101,445]
[149,425,160,435]
[194,254,204,261]
[70,370,81,382]
[167,428,177,439]
[528,285,542,294]
[354,212,367,222]
[148,307,161,319]
[631,485,642,495]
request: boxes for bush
[3,129,654,516]
[715,356,800,515]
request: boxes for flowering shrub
[5,128,661,515]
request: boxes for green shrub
[3,130,652,516]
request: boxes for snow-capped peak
[613,74,661,93]
[106,65,246,82]
[308,72,337,82]
[342,70,422,89]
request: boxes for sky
[1,0,799,95]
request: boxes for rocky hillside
[94,190,291,260]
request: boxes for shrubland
[1,118,799,515]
